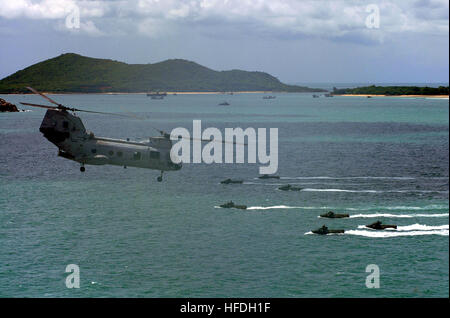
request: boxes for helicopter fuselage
[39,109,182,174]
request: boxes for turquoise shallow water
[0,93,448,297]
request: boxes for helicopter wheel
[157,171,163,182]
[80,166,85,172]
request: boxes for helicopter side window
[91,149,97,154]
[150,151,160,160]
[108,150,114,156]
[117,151,123,157]
[63,121,69,129]
[133,152,141,160]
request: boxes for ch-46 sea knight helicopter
[20,87,233,182]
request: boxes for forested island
[0,53,326,94]
[333,85,449,96]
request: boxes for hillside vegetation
[0,53,325,93]
[333,85,449,96]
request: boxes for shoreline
[338,94,449,99]
[0,91,323,95]
[3,92,448,99]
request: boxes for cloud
[0,0,106,19]
[0,0,448,42]
[79,20,104,36]
[137,17,175,38]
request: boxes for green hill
[0,53,325,93]
[333,85,449,96]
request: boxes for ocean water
[0,93,448,297]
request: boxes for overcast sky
[0,0,448,83]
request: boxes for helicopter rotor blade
[26,87,62,106]
[148,126,246,145]
[72,109,139,118]
[149,126,168,136]
[20,102,59,110]
[21,102,137,118]
[179,136,248,146]
[22,87,142,119]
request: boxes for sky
[0,0,448,84]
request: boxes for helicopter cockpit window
[133,152,141,160]
[63,121,69,129]
[150,151,160,160]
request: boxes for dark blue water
[0,93,448,297]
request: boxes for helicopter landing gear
[80,164,85,172]
[157,171,163,182]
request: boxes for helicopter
[20,87,188,182]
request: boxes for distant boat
[324,93,334,97]
[366,221,397,230]
[312,225,345,235]
[312,94,320,98]
[278,184,303,191]
[263,95,276,99]
[218,101,230,106]
[320,211,349,219]
[219,201,247,209]
[220,178,243,184]
[147,91,167,99]
[258,174,280,179]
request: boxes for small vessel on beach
[147,91,167,99]
[218,101,230,106]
